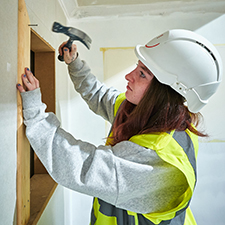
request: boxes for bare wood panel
[32,52,55,174]
[32,36,55,174]
[31,30,55,52]
[27,175,57,225]
[35,52,56,113]
[34,153,48,174]
[17,0,31,224]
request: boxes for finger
[22,74,35,91]
[63,47,71,64]
[63,47,69,55]
[70,44,77,59]
[25,68,35,84]
[33,76,40,88]
[58,41,68,56]
[16,83,25,93]
[25,68,40,89]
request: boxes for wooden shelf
[27,174,57,225]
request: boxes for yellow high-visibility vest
[91,93,198,225]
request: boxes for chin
[125,92,138,105]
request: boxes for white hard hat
[135,29,223,113]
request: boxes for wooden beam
[17,0,31,224]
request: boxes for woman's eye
[140,71,146,78]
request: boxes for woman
[17,29,222,225]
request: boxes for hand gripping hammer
[52,22,92,61]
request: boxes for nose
[125,70,135,82]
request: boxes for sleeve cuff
[68,55,84,73]
[20,88,42,110]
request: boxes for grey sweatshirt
[21,56,188,214]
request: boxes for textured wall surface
[0,0,18,224]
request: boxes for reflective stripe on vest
[92,93,198,225]
[91,199,190,225]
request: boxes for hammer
[52,22,92,61]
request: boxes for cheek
[139,89,147,99]
[138,82,151,99]
[140,83,150,94]
[134,86,148,103]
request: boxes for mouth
[126,84,132,91]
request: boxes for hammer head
[52,22,92,49]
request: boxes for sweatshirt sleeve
[68,57,121,123]
[20,88,188,214]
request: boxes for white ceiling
[58,0,225,20]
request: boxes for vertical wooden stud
[17,0,30,224]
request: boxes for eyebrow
[140,65,154,76]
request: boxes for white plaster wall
[191,142,225,225]
[65,12,225,224]
[195,16,225,142]
[0,0,18,224]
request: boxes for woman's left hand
[17,68,39,93]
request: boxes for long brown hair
[109,76,207,146]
